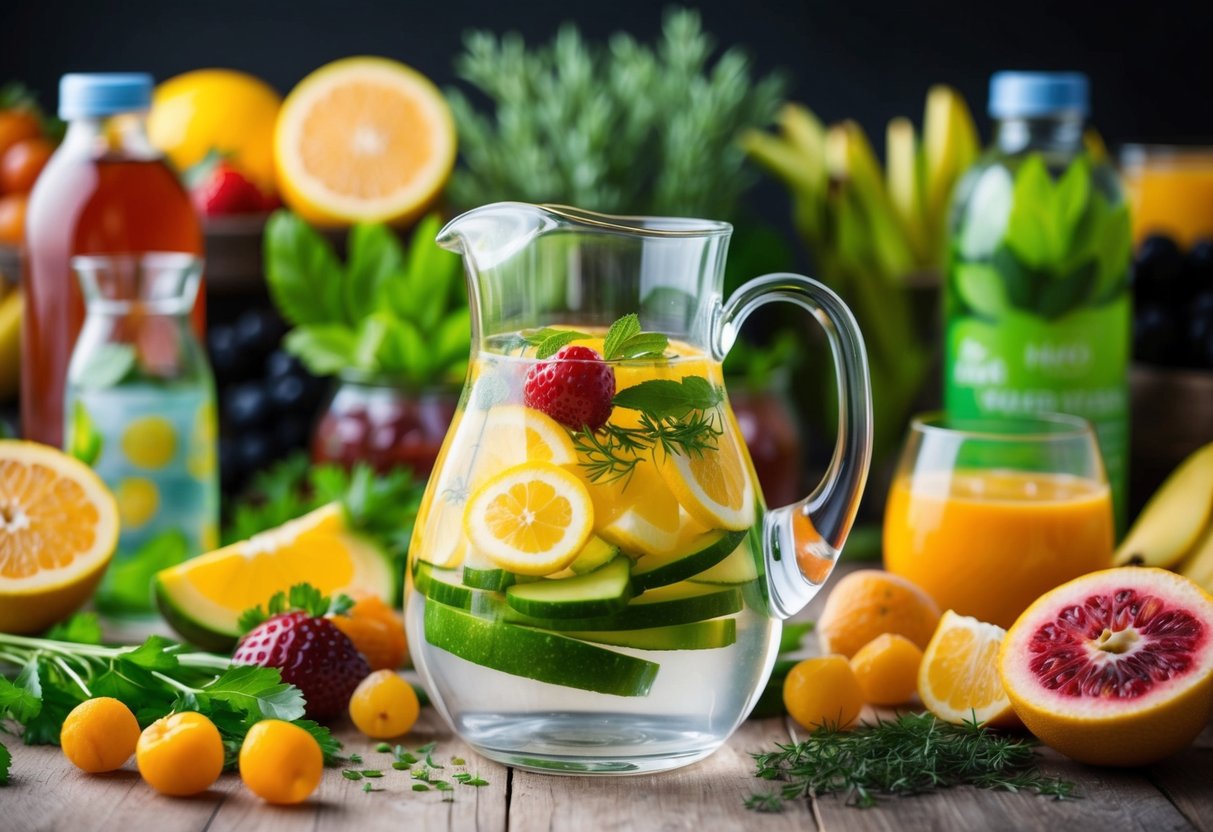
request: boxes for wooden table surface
[4,569,1213,832]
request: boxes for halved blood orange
[999,567,1213,766]
[0,441,119,634]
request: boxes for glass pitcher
[406,203,873,774]
[64,253,219,614]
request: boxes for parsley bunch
[0,617,343,785]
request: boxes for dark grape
[1134,303,1181,366]
[275,415,312,455]
[1188,238,1213,283]
[237,432,276,473]
[234,309,286,357]
[219,437,241,491]
[1135,234,1185,304]
[267,374,308,413]
[225,382,272,429]
[207,325,242,383]
[265,349,302,378]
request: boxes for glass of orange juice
[883,413,1114,628]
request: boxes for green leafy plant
[746,713,1076,811]
[237,583,354,633]
[0,623,344,780]
[446,7,784,220]
[265,212,468,387]
[951,155,1131,321]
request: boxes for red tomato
[0,194,27,244]
[0,111,40,169]
[1,138,53,194]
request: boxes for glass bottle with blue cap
[24,73,204,449]
[943,71,1132,525]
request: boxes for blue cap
[988,72,1089,119]
[59,73,153,119]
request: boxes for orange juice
[1121,145,1213,247]
[883,469,1114,628]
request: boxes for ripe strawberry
[189,157,270,216]
[233,610,370,720]
[523,345,615,430]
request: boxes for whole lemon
[149,69,281,193]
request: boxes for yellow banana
[886,116,926,262]
[1115,441,1213,569]
[923,85,980,251]
[1179,522,1213,594]
[0,288,22,401]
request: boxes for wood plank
[1148,722,1213,832]
[506,718,815,832]
[4,709,508,832]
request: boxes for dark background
[3,0,1211,151]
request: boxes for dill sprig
[746,713,1077,811]
[574,409,724,484]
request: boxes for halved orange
[918,610,1017,727]
[274,56,456,226]
[0,441,119,634]
[154,503,393,650]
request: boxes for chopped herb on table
[746,713,1076,811]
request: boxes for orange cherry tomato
[0,110,41,170]
[1,137,53,194]
[0,194,27,244]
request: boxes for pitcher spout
[436,202,563,269]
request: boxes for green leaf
[0,740,9,785]
[954,263,1011,319]
[1004,155,1058,271]
[74,344,136,390]
[284,325,357,376]
[990,245,1041,312]
[1036,261,1097,320]
[536,330,584,359]
[295,720,345,766]
[68,400,103,466]
[778,621,815,654]
[614,333,669,360]
[96,531,189,614]
[434,308,471,373]
[119,636,181,671]
[1053,157,1091,240]
[603,314,642,359]
[343,769,363,780]
[358,315,428,382]
[346,224,405,323]
[43,613,103,645]
[612,377,722,419]
[265,210,346,327]
[0,674,41,722]
[199,666,306,722]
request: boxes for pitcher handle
[714,273,873,619]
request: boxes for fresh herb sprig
[576,377,725,484]
[746,713,1076,811]
[237,583,354,633]
[511,314,670,361]
[0,625,344,779]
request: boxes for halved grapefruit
[999,567,1213,766]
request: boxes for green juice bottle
[944,72,1132,525]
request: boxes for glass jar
[65,253,218,614]
[310,373,459,477]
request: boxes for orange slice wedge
[918,610,1018,727]
[0,441,119,634]
[274,56,456,226]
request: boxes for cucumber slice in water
[631,529,747,590]
[564,618,737,651]
[462,547,516,591]
[506,556,633,619]
[424,600,659,697]
[688,536,759,585]
[505,580,743,631]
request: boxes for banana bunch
[1115,442,1213,593]
[741,86,980,460]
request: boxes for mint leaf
[603,314,642,359]
[536,330,584,359]
[75,343,136,390]
[0,740,9,785]
[614,333,668,359]
[346,223,404,323]
[1004,155,1058,271]
[284,325,357,376]
[44,613,103,645]
[953,263,1011,319]
[1053,157,1090,240]
[396,215,461,331]
[1037,261,1097,320]
[0,674,41,722]
[612,377,722,419]
[265,210,346,327]
[199,666,305,723]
